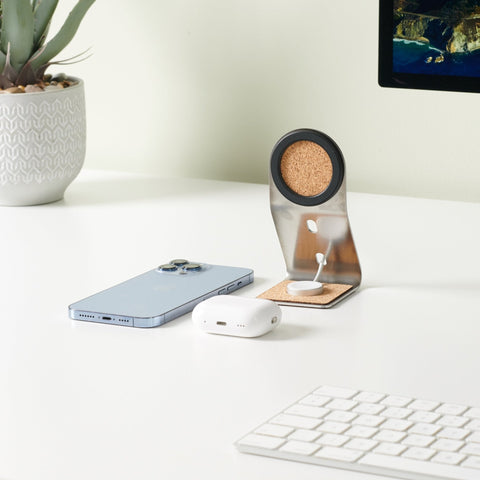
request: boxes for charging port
[102,316,112,321]
[216,321,227,326]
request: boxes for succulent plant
[0,0,95,89]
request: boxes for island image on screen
[393,0,480,78]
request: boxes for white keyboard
[236,385,480,480]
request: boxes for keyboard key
[381,395,413,407]
[431,439,465,452]
[317,421,350,434]
[461,456,480,470]
[324,410,357,423]
[402,434,435,448]
[299,394,330,407]
[288,429,321,442]
[435,403,468,416]
[409,399,440,411]
[360,453,480,480]
[313,386,358,399]
[373,429,407,443]
[255,424,294,438]
[271,414,321,430]
[353,391,386,403]
[431,451,466,465]
[437,415,470,428]
[381,419,413,431]
[465,408,480,419]
[345,438,378,452]
[315,446,364,463]
[437,428,470,440]
[408,422,442,436]
[409,411,441,423]
[345,425,378,438]
[284,405,329,418]
[382,407,413,419]
[466,432,480,443]
[315,433,349,447]
[466,419,480,431]
[353,402,386,415]
[373,442,407,456]
[352,414,385,427]
[325,399,357,411]
[280,440,320,456]
[402,447,436,461]
[238,434,286,450]
[460,443,480,456]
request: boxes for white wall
[53,0,480,202]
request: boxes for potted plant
[0,0,95,206]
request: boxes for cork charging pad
[280,141,333,197]
[258,280,354,307]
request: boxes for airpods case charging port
[192,296,281,338]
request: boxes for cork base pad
[257,280,355,308]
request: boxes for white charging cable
[287,252,326,296]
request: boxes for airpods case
[192,296,281,337]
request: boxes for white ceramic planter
[0,78,86,206]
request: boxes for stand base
[257,280,356,308]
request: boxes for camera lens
[184,263,202,272]
[170,259,189,266]
[158,264,178,272]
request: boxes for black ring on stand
[270,129,345,207]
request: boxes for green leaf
[0,0,34,73]
[2,42,19,85]
[31,0,95,71]
[0,49,6,73]
[33,0,59,49]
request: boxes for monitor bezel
[378,0,480,94]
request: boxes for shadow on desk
[263,323,315,341]
[361,280,480,293]
[59,175,250,206]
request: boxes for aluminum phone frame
[69,265,254,328]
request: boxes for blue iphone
[68,259,254,328]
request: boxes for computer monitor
[379,0,480,93]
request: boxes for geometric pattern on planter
[0,84,86,186]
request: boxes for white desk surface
[1,170,479,480]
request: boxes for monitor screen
[379,0,480,93]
